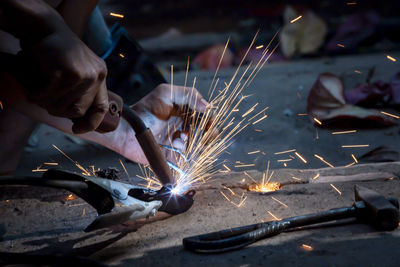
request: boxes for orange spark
[313,118,322,125]
[43,162,58,166]
[332,130,357,135]
[380,111,400,119]
[351,154,358,163]
[314,154,334,168]
[312,173,320,180]
[267,210,280,220]
[66,194,76,201]
[386,55,397,62]
[301,244,313,251]
[119,53,125,58]
[337,44,345,48]
[341,144,369,148]
[274,149,296,155]
[235,164,256,168]
[256,45,264,49]
[345,162,356,167]
[252,114,268,125]
[277,159,292,162]
[330,184,342,195]
[290,15,302,23]
[271,196,288,208]
[0,101,3,110]
[297,113,308,116]
[110,12,124,18]
[119,158,129,177]
[248,150,260,155]
[295,152,307,163]
[354,70,362,74]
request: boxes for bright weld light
[170,187,180,195]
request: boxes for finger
[171,85,210,113]
[45,84,93,118]
[72,82,108,134]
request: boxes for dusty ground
[1,52,400,266]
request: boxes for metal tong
[0,169,194,232]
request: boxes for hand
[22,29,109,134]
[130,83,211,164]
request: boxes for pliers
[0,169,194,232]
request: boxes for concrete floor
[1,52,400,266]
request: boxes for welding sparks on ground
[248,162,281,193]
[274,149,296,155]
[220,188,247,208]
[267,210,280,220]
[351,154,358,163]
[295,152,307,164]
[330,184,342,195]
[271,196,288,208]
[314,154,334,168]
[312,173,320,180]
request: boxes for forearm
[0,0,69,47]
[57,0,99,37]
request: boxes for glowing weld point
[170,187,180,195]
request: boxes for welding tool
[0,169,194,231]
[183,185,399,253]
[0,51,194,214]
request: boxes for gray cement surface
[1,52,400,266]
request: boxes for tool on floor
[183,185,399,253]
[0,169,195,231]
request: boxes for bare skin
[0,1,210,174]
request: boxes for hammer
[183,185,399,253]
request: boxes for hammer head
[355,185,399,231]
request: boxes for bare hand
[130,83,211,163]
[23,29,109,134]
